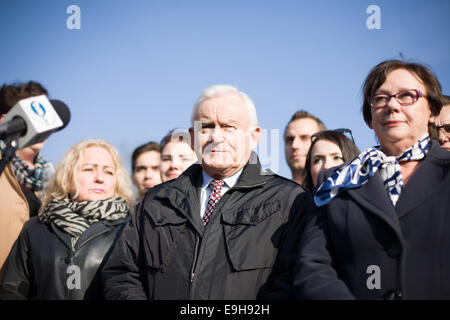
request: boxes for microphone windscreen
[50,99,71,131]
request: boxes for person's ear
[249,126,262,150]
[429,115,436,124]
[0,113,6,125]
[189,127,194,149]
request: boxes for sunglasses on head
[311,128,355,144]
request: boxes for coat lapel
[395,142,450,219]
[346,172,402,235]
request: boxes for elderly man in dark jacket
[102,84,309,300]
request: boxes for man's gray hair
[191,84,258,127]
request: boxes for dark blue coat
[294,141,450,300]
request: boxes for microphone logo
[30,100,56,126]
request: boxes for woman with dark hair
[303,129,360,192]
[294,60,450,300]
[159,128,197,182]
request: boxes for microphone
[0,95,71,149]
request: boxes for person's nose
[439,129,449,144]
[385,96,402,113]
[170,157,183,169]
[94,169,105,183]
[322,157,333,171]
[145,167,154,179]
[210,127,225,143]
[291,137,303,150]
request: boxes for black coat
[294,141,450,300]
[0,215,129,300]
[102,157,309,300]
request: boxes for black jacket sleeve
[293,199,355,300]
[0,224,31,299]
[257,190,310,299]
[101,205,148,300]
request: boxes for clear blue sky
[1,0,449,179]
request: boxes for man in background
[131,141,162,200]
[435,95,450,151]
[284,110,325,185]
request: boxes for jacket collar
[152,152,267,234]
[48,216,128,252]
[347,172,402,235]
[233,152,267,188]
[395,141,450,218]
[347,140,450,230]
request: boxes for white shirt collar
[201,168,243,190]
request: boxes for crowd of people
[0,59,449,300]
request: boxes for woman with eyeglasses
[302,129,360,192]
[294,60,450,300]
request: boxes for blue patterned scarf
[314,134,431,207]
[0,141,54,192]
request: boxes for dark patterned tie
[202,180,225,226]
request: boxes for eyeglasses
[370,89,425,109]
[437,124,450,134]
[311,128,355,144]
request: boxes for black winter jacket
[0,215,129,300]
[102,158,309,300]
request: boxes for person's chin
[163,173,180,181]
[77,195,110,202]
[30,142,46,151]
[289,159,305,171]
[143,183,155,189]
[377,127,408,141]
[204,161,232,170]
[203,153,232,166]
[201,157,236,174]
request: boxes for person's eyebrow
[82,163,115,169]
[219,119,238,125]
[374,87,412,94]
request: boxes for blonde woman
[0,139,134,299]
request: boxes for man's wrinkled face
[190,92,261,179]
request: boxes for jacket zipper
[76,229,110,250]
[187,182,265,294]
[70,237,76,263]
[190,233,200,284]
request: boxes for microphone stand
[0,132,20,177]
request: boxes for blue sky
[1,0,449,179]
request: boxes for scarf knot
[39,196,129,237]
[314,134,431,207]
